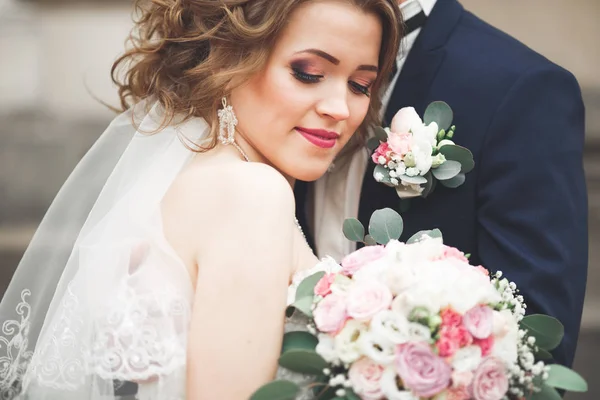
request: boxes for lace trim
[0,289,33,398]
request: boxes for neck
[228,132,296,188]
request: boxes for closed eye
[349,81,371,97]
[291,68,323,83]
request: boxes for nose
[316,84,350,121]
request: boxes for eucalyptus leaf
[545,364,588,392]
[374,165,393,186]
[432,160,462,181]
[366,137,381,151]
[282,331,318,354]
[407,229,443,244]
[345,390,361,400]
[398,174,427,185]
[424,101,453,131]
[439,173,465,188]
[438,145,475,173]
[291,296,314,317]
[279,349,329,375]
[250,380,301,400]
[364,235,378,246]
[343,218,365,242]
[421,172,435,198]
[529,383,563,400]
[534,347,553,360]
[520,314,564,351]
[368,208,403,245]
[373,126,388,142]
[296,271,326,302]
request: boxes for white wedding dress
[0,102,319,399]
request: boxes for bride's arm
[182,164,297,399]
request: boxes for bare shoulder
[162,160,296,246]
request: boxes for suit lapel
[359,0,464,226]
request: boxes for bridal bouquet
[251,209,587,400]
[368,101,474,199]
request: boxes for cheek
[342,98,371,140]
[253,69,312,120]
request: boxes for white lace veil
[0,100,210,399]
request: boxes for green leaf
[250,380,301,400]
[279,349,329,375]
[431,160,461,181]
[374,126,388,142]
[407,229,443,244]
[529,383,563,400]
[296,271,326,302]
[291,296,314,317]
[439,173,465,188]
[373,165,394,186]
[424,101,453,131]
[545,364,588,392]
[438,145,475,173]
[345,389,361,400]
[368,208,403,245]
[282,331,319,354]
[520,314,564,350]
[534,347,553,360]
[343,218,365,242]
[364,235,378,246]
[421,171,435,198]
[366,137,381,151]
[398,174,427,185]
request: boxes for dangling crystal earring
[217,97,237,145]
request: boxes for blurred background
[0,0,598,397]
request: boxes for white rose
[359,330,396,365]
[451,345,483,372]
[412,121,439,147]
[380,368,420,400]
[370,310,411,345]
[316,334,340,364]
[492,314,519,366]
[390,107,423,134]
[334,320,367,364]
[411,137,434,175]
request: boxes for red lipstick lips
[295,127,340,149]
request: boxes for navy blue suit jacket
[297,0,588,367]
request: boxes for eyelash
[291,68,372,97]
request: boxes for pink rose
[314,273,336,297]
[371,142,391,164]
[470,357,508,400]
[395,342,452,398]
[463,305,494,339]
[452,370,474,388]
[435,245,469,263]
[446,386,471,400]
[341,246,386,276]
[437,334,459,358]
[475,265,490,277]
[387,132,412,156]
[437,326,473,357]
[474,336,495,357]
[348,358,385,400]
[346,280,392,321]
[313,293,347,333]
[390,106,422,134]
[440,308,463,327]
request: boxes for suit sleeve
[475,64,588,367]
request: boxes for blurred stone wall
[0,0,598,397]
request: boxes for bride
[0,0,401,398]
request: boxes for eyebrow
[294,48,378,72]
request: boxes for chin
[289,164,330,182]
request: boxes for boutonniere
[368,101,474,200]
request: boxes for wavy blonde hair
[112,0,403,153]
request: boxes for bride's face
[229,0,382,182]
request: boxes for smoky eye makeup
[290,59,324,83]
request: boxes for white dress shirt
[312,0,437,261]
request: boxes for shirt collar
[400,0,437,19]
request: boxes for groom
[296,0,587,368]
